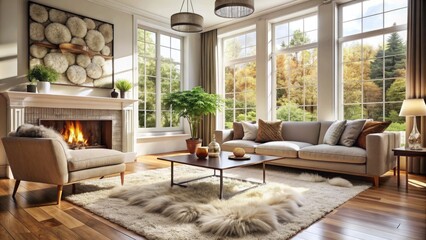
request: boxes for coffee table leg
[263,163,266,184]
[219,170,223,199]
[397,156,400,187]
[171,162,174,187]
[406,157,409,191]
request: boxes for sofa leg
[120,172,125,185]
[373,176,379,187]
[12,180,20,198]
[57,185,63,205]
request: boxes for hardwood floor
[0,152,424,240]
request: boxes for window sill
[136,132,190,140]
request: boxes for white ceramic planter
[37,81,51,94]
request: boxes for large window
[273,14,318,121]
[340,0,407,131]
[137,27,182,129]
[223,31,256,129]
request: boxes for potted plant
[26,78,37,93]
[163,86,223,154]
[28,65,59,93]
[115,79,132,99]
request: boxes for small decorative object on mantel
[28,64,59,94]
[26,79,37,93]
[208,137,220,157]
[115,79,132,99]
[110,89,118,98]
[28,2,114,89]
[195,146,208,159]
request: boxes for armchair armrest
[214,129,233,146]
[366,132,400,176]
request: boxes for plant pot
[120,90,126,99]
[186,138,202,154]
[27,84,37,93]
[37,81,50,94]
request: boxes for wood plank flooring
[0,152,424,240]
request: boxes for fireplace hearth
[40,119,112,149]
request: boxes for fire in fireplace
[40,119,112,149]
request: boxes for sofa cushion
[221,140,259,153]
[256,119,283,142]
[255,141,312,158]
[318,121,334,144]
[323,120,347,145]
[68,149,125,172]
[282,121,321,145]
[299,144,366,164]
[338,119,366,147]
[242,122,258,140]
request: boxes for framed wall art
[28,1,114,88]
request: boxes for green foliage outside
[28,65,59,83]
[163,86,223,139]
[115,79,132,91]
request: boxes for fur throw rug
[297,173,353,188]
[110,180,304,237]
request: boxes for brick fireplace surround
[0,91,137,178]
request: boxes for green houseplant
[115,79,132,98]
[28,65,59,93]
[164,86,223,153]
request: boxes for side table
[392,147,426,191]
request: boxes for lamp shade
[171,12,203,33]
[399,99,426,116]
[215,0,254,18]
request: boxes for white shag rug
[66,165,370,240]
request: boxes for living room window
[137,27,182,130]
[273,14,318,121]
[222,31,257,129]
[339,0,407,131]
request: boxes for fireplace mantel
[1,91,137,110]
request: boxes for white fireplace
[0,91,137,178]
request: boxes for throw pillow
[232,122,245,140]
[338,119,367,147]
[323,120,347,145]
[242,122,258,141]
[356,121,392,149]
[255,119,284,142]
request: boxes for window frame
[221,30,257,129]
[137,25,184,133]
[271,13,319,121]
[337,0,407,121]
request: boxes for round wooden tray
[228,155,251,160]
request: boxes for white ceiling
[94,0,307,31]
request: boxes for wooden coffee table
[157,151,281,199]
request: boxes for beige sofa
[215,121,400,186]
[2,137,126,204]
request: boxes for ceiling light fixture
[171,0,203,33]
[215,0,255,18]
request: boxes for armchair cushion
[68,149,125,172]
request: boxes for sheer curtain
[200,30,218,145]
[406,0,425,174]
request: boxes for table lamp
[399,99,426,149]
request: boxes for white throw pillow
[323,120,347,145]
[241,122,258,140]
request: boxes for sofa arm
[366,132,400,176]
[214,129,233,146]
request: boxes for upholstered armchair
[2,136,126,204]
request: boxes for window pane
[146,43,156,58]
[363,35,383,60]
[145,31,155,44]
[343,19,362,36]
[160,34,170,47]
[145,111,156,128]
[171,49,180,63]
[384,0,407,12]
[344,80,362,103]
[363,103,383,120]
[384,8,407,28]
[304,15,317,32]
[384,31,406,56]
[343,40,361,62]
[171,37,180,50]
[160,46,170,59]
[363,0,383,17]
[276,37,288,50]
[275,23,288,39]
[363,14,383,32]
[343,2,361,21]
[344,104,363,119]
[246,32,256,47]
[385,78,405,102]
[363,80,383,103]
[305,106,317,121]
[289,19,303,36]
